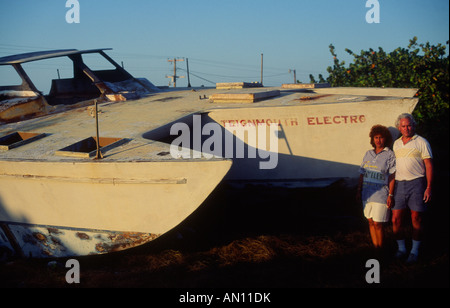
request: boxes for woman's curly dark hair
[369,125,393,149]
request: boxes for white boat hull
[205,96,418,187]
[0,159,231,258]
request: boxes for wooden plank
[216,82,263,89]
[210,90,280,103]
[0,173,187,184]
[314,87,419,98]
[282,83,330,89]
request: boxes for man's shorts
[393,177,427,212]
[363,202,391,223]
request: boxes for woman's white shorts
[363,202,390,223]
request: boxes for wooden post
[167,58,185,87]
[260,53,263,86]
[94,99,103,160]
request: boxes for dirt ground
[1,172,448,291]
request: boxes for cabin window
[0,65,23,88]
[22,57,74,95]
[81,53,116,71]
[0,132,46,150]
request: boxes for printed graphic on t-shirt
[395,147,422,159]
[363,169,386,185]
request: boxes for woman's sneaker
[395,250,408,259]
[406,253,419,264]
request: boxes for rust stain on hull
[0,223,160,259]
[96,232,160,254]
[0,96,50,123]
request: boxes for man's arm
[423,158,433,203]
[387,172,396,208]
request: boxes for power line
[182,69,257,80]
[0,45,324,85]
[179,68,289,81]
[178,68,215,85]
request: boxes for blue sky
[1,0,449,92]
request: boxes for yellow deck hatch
[55,137,128,158]
[0,132,46,151]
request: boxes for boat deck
[0,86,417,162]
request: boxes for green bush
[310,37,449,127]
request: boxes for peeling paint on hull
[0,222,160,258]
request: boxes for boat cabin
[0,49,158,123]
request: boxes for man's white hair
[395,113,417,128]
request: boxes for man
[392,113,433,263]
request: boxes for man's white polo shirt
[393,134,432,181]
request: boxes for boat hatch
[209,90,280,103]
[55,137,128,158]
[0,131,46,150]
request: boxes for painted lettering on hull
[220,118,299,128]
[307,115,366,125]
[219,115,366,127]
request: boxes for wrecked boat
[0,49,419,259]
[0,49,231,259]
[0,48,158,123]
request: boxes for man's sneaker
[395,250,408,259]
[406,253,419,264]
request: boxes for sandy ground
[1,175,448,291]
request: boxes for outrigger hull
[0,159,231,258]
[145,89,419,187]
[206,94,418,187]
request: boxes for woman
[357,125,396,249]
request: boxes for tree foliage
[310,37,449,126]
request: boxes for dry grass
[1,179,448,289]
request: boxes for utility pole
[166,58,185,87]
[289,69,297,84]
[186,58,191,88]
[260,53,263,85]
